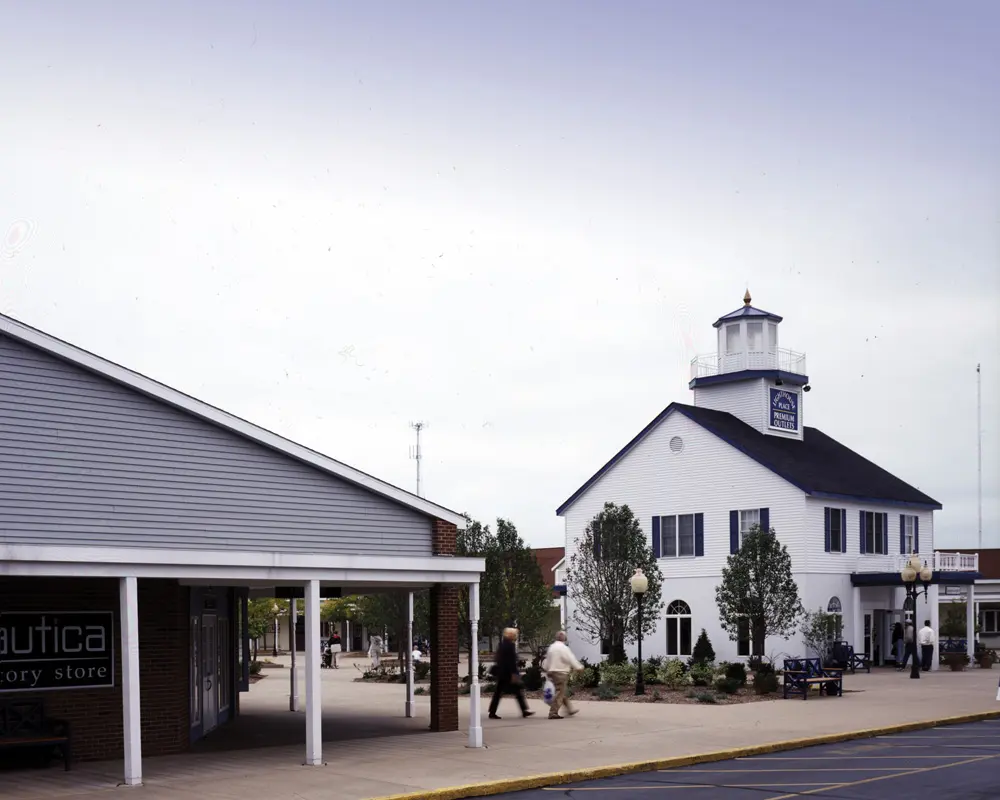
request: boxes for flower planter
[942,653,969,672]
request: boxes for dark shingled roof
[556,402,942,516]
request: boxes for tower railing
[854,552,980,574]
[690,348,807,379]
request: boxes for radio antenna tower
[409,421,427,497]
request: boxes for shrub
[691,630,716,665]
[458,683,471,695]
[571,663,601,689]
[600,662,637,687]
[714,677,741,695]
[414,686,426,695]
[522,665,545,691]
[249,660,263,676]
[650,689,663,702]
[595,682,620,701]
[753,672,779,695]
[695,692,717,704]
[656,659,690,690]
[415,661,431,681]
[725,662,747,686]
[689,662,715,687]
[748,656,774,675]
[641,659,663,685]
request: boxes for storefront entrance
[190,587,239,743]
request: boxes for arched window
[826,597,844,641]
[666,600,692,657]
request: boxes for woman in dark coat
[488,627,534,720]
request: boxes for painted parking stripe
[660,767,914,773]
[765,755,998,800]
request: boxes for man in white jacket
[541,631,584,719]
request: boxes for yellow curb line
[367,709,1000,800]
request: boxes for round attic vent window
[669,436,684,453]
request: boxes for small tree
[691,629,716,664]
[800,608,839,658]
[716,524,803,657]
[568,502,664,664]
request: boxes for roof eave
[806,490,942,511]
[0,314,467,528]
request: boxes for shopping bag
[542,678,555,705]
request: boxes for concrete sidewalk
[3,665,999,800]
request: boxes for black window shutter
[593,523,602,560]
[824,507,831,553]
[652,516,661,559]
[729,510,739,554]
[840,509,847,553]
[899,514,906,554]
[759,507,770,534]
[694,513,704,557]
[859,511,866,554]
[882,513,889,555]
[914,517,920,554]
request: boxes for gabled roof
[713,304,783,328]
[556,402,942,516]
[0,312,466,527]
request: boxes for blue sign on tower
[769,388,799,431]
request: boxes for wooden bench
[826,641,870,674]
[782,657,843,700]
[849,647,871,674]
[0,699,72,770]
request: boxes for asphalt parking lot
[492,718,1000,799]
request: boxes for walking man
[919,619,936,672]
[488,628,534,720]
[899,621,917,670]
[541,631,584,719]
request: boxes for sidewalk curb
[368,709,1000,800]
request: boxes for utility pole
[977,364,982,551]
[409,421,426,497]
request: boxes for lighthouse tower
[688,290,811,441]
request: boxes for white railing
[855,552,979,574]
[690,347,807,380]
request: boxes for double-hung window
[661,514,696,558]
[739,509,760,544]
[737,618,751,657]
[903,515,916,554]
[981,610,998,635]
[824,507,846,553]
[861,511,888,555]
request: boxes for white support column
[304,580,322,766]
[289,604,298,711]
[967,584,976,663]
[119,577,143,786]
[467,582,483,749]
[406,591,415,718]
[852,586,863,657]
[929,584,940,671]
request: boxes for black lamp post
[272,603,281,658]
[900,555,933,680]
[631,568,649,695]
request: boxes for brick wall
[0,577,190,761]
[431,519,457,556]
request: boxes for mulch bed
[352,676,777,704]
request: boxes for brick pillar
[430,518,459,732]
[430,584,460,732]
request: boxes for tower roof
[712,289,783,329]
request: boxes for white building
[556,292,981,669]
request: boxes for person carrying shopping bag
[541,631,584,720]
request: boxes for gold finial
[743,288,752,306]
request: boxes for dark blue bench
[824,642,870,674]
[783,657,844,700]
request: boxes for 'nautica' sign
[769,388,799,431]
[0,611,115,693]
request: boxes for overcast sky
[2,1,997,550]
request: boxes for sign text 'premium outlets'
[0,611,115,692]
